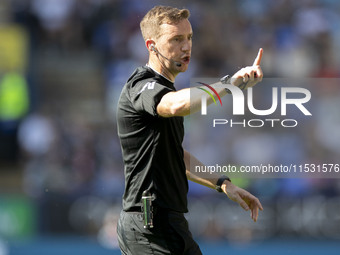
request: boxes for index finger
[253,48,263,66]
[252,196,263,211]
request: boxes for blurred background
[0,0,340,254]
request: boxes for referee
[116,6,263,255]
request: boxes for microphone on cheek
[151,45,182,67]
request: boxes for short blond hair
[140,6,190,40]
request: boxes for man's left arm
[184,150,263,222]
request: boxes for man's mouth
[181,56,191,64]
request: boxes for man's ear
[146,39,156,53]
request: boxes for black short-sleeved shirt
[117,66,188,213]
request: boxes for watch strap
[215,175,231,193]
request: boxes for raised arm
[157,48,263,117]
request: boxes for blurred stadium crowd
[1,0,340,248]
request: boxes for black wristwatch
[220,74,248,91]
[220,74,231,84]
[215,175,231,193]
[220,75,232,94]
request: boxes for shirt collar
[146,63,174,84]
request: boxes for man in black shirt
[117,5,263,255]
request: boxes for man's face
[156,19,193,73]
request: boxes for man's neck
[147,58,176,82]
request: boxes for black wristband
[215,175,231,193]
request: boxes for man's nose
[182,40,191,52]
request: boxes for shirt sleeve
[130,79,173,116]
